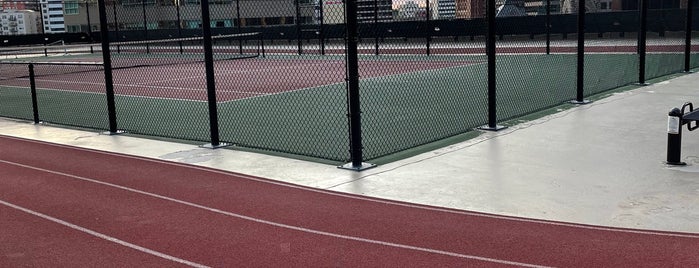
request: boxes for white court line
[4,135,699,240]
[0,199,209,268]
[0,158,549,268]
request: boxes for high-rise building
[39,0,65,33]
[455,0,485,18]
[357,0,392,23]
[438,0,456,19]
[523,0,562,15]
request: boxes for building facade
[0,9,40,35]
[39,0,66,32]
[437,0,456,19]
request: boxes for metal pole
[142,0,149,53]
[482,0,502,130]
[295,0,302,55]
[546,0,551,54]
[201,0,223,148]
[340,0,374,171]
[685,0,693,72]
[319,0,325,55]
[112,1,120,53]
[29,64,40,124]
[86,0,95,53]
[236,0,243,54]
[98,0,119,134]
[176,0,183,54]
[374,0,379,55]
[426,0,431,55]
[639,0,647,84]
[574,0,587,103]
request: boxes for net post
[478,0,506,132]
[199,0,227,149]
[339,0,375,171]
[685,0,693,73]
[638,0,648,85]
[570,0,590,105]
[97,0,120,134]
[28,64,40,124]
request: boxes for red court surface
[0,58,473,102]
[1,135,698,267]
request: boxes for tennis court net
[0,32,263,81]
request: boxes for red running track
[0,135,698,267]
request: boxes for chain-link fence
[1,0,698,167]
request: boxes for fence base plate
[101,130,126,136]
[569,99,592,105]
[200,143,232,149]
[666,161,687,166]
[477,125,507,132]
[338,162,377,171]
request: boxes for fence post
[374,0,380,55]
[319,0,325,55]
[571,0,590,104]
[478,0,506,131]
[28,64,40,124]
[426,0,431,56]
[142,0,150,53]
[339,0,375,171]
[86,0,94,53]
[295,0,302,55]
[546,0,551,55]
[638,0,647,85]
[685,0,694,72]
[200,0,227,149]
[97,0,121,134]
[176,1,183,54]
[236,0,243,54]
[112,2,120,53]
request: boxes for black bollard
[666,108,686,165]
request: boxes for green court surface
[1,53,697,163]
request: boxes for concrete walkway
[1,72,698,234]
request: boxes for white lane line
[0,159,549,268]
[5,135,699,240]
[0,199,210,268]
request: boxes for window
[65,1,79,15]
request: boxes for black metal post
[571,0,589,104]
[28,64,40,124]
[639,0,647,84]
[200,0,224,148]
[546,0,551,54]
[112,1,120,53]
[426,0,431,56]
[85,0,92,36]
[295,0,302,55]
[374,0,379,55]
[340,0,374,171]
[319,0,325,55]
[86,0,94,53]
[97,0,119,134]
[236,0,243,54]
[685,0,694,72]
[478,0,505,131]
[176,0,183,54]
[666,108,685,165]
[142,0,149,53]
